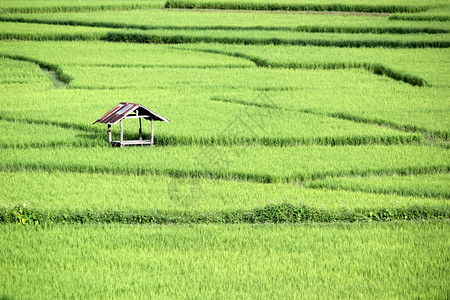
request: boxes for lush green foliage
[390,8,450,21]
[0,21,111,41]
[0,120,105,148]
[1,21,449,48]
[164,0,447,13]
[1,146,448,182]
[1,170,447,224]
[306,173,450,199]
[0,0,163,13]
[178,44,450,86]
[0,3,448,298]
[3,10,449,34]
[0,41,253,67]
[0,56,50,85]
[0,52,427,146]
[1,222,448,298]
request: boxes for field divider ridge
[163,1,436,14]
[0,3,164,14]
[209,96,450,142]
[1,16,448,35]
[0,202,447,225]
[0,54,71,87]
[177,47,429,87]
[0,160,448,184]
[0,114,426,148]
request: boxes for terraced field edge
[2,31,449,49]
[1,203,448,225]
[1,16,448,35]
[164,1,434,13]
[0,3,162,14]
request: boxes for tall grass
[0,58,430,146]
[164,0,438,13]
[102,30,450,48]
[1,146,448,183]
[306,173,450,199]
[0,0,163,13]
[177,44,450,86]
[1,22,449,48]
[2,10,449,34]
[0,222,448,298]
[389,7,450,21]
[0,120,105,148]
[1,170,446,217]
[0,41,253,68]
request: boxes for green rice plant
[0,53,431,147]
[2,9,449,34]
[102,29,450,48]
[0,56,51,86]
[0,41,253,69]
[306,173,450,199]
[165,46,449,138]
[164,0,446,13]
[0,222,448,298]
[390,8,450,21]
[1,21,449,48]
[0,21,111,41]
[1,170,447,215]
[0,62,445,141]
[0,120,106,148]
[0,0,163,13]
[1,41,447,86]
[210,87,450,140]
[0,65,429,146]
[178,44,450,86]
[0,145,448,183]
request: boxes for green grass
[178,43,450,86]
[1,21,449,48]
[209,87,449,139]
[0,57,44,81]
[103,28,450,48]
[0,120,105,148]
[0,3,449,298]
[1,222,448,298]
[1,145,448,183]
[0,41,253,68]
[0,0,163,13]
[0,21,111,41]
[3,9,450,34]
[390,8,450,21]
[1,170,446,213]
[306,173,450,199]
[0,53,429,146]
[164,0,448,13]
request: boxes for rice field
[0,0,449,298]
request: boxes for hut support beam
[151,119,154,145]
[120,119,123,147]
[139,118,143,141]
[108,124,112,143]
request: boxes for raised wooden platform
[111,140,153,147]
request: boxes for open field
[1,222,449,299]
[0,0,449,298]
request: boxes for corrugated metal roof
[93,102,170,125]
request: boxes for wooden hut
[93,102,169,147]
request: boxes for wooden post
[108,124,112,143]
[139,118,143,141]
[151,119,154,145]
[120,119,123,147]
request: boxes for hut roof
[93,102,169,125]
